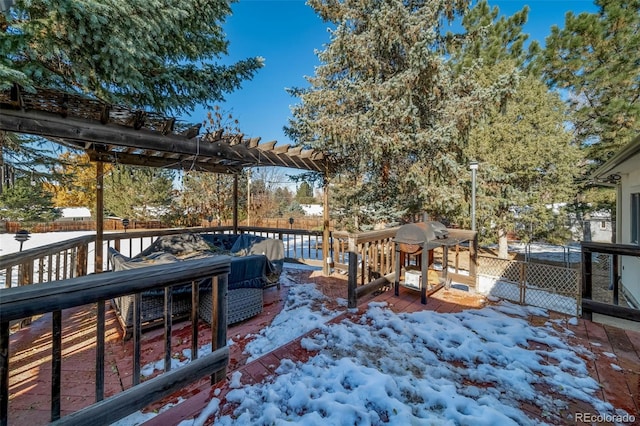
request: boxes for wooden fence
[3,217,332,234]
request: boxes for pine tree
[450,1,580,257]
[534,0,640,165]
[1,0,263,115]
[450,0,530,72]
[286,0,517,229]
[2,1,263,198]
[466,70,579,257]
[0,176,60,222]
[103,166,175,219]
[295,181,315,204]
[0,131,74,193]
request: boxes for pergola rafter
[0,85,328,174]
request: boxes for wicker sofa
[108,233,284,338]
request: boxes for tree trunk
[498,227,509,259]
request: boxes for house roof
[0,85,329,174]
[589,134,640,185]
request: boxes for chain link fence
[478,256,580,316]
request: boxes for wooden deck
[6,268,640,425]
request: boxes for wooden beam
[246,137,261,148]
[582,299,640,322]
[180,123,201,139]
[87,151,239,174]
[0,107,327,172]
[160,118,175,135]
[322,178,330,276]
[257,140,277,151]
[95,162,104,274]
[274,144,291,154]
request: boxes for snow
[117,277,626,426]
[0,230,98,256]
[60,207,92,218]
[3,232,628,425]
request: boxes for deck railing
[334,228,479,307]
[0,226,326,289]
[581,241,640,322]
[332,228,398,284]
[0,256,230,426]
[0,235,94,289]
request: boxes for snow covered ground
[112,269,631,426]
[0,230,98,256]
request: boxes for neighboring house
[590,135,640,308]
[567,210,613,243]
[56,207,92,221]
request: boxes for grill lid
[394,221,449,245]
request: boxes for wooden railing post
[347,252,358,309]
[581,247,593,320]
[212,273,228,384]
[1,321,8,426]
[470,232,478,285]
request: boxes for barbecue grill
[394,221,460,304]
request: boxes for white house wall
[620,170,640,308]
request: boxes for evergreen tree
[295,181,316,204]
[1,0,263,115]
[533,0,640,165]
[286,0,517,229]
[450,1,580,256]
[1,1,262,196]
[0,176,60,222]
[274,186,294,217]
[466,71,579,257]
[103,166,175,219]
[0,132,73,193]
[450,0,530,72]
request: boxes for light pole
[469,161,478,232]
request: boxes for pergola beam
[0,108,326,172]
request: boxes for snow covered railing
[0,257,231,426]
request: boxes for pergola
[0,85,333,274]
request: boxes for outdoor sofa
[107,233,284,339]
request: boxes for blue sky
[184,0,598,183]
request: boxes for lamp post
[469,161,478,232]
[122,218,130,233]
[289,217,294,229]
[14,230,30,252]
[207,215,213,227]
